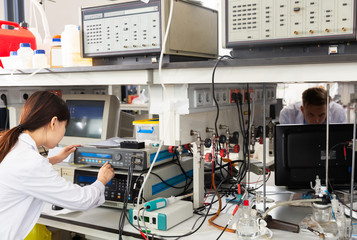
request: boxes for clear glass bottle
[236,200,259,240]
[312,202,331,223]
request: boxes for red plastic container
[0,20,37,57]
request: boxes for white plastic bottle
[17,43,34,69]
[33,49,48,68]
[236,200,259,239]
[61,25,79,67]
[61,25,92,67]
[50,37,62,68]
[8,51,19,69]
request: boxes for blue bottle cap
[10,51,17,56]
[20,43,31,48]
[34,49,46,54]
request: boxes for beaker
[312,202,331,223]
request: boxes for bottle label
[51,48,63,67]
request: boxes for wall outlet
[93,89,107,95]
[0,90,8,106]
[203,90,212,106]
[193,89,205,107]
[70,89,86,94]
[230,89,241,103]
[20,90,35,103]
[215,89,229,105]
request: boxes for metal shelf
[1,55,357,86]
[120,103,149,111]
[0,65,155,87]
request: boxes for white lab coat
[0,133,105,240]
[279,101,347,124]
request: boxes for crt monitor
[59,94,120,146]
[274,123,357,189]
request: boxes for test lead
[144,193,194,212]
[307,227,325,239]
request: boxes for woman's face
[46,120,67,149]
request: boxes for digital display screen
[65,100,104,139]
[80,152,112,159]
[78,175,112,185]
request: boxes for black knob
[229,131,239,144]
[257,126,264,137]
[204,138,212,148]
[219,135,227,144]
[20,21,29,28]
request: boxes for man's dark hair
[302,87,328,107]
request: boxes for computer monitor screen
[66,100,104,139]
[59,94,120,146]
[274,124,356,189]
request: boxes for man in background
[279,87,347,124]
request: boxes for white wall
[26,0,107,37]
[0,0,5,20]
[24,0,229,54]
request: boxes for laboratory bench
[38,186,343,240]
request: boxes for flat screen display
[65,100,105,139]
[274,124,357,189]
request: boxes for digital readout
[80,152,112,159]
[78,175,112,185]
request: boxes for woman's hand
[97,162,115,185]
[48,144,81,165]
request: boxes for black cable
[171,151,190,192]
[149,171,191,189]
[118,157,135,240]
[1,94,8,130]
[41,146,48,155]
[329,182,357,213]
[194,195,237,216]
[150,174,234,239]
[233,96,248,183]
[204,160,244,172]
[211,55,236,181]
[245,83,251,190]
[133,150,193,196]
[247,172,272,192]
[212,55,233,136]
[330,142,349,152]
[233,90,253,185]
[173,151,193,180]
[216,224,228,240]
[233,97,244,137]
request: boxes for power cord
[118,156,136,240]
[1,94,8,130]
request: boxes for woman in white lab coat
[0,91,115,240]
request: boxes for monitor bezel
[59,94,120,146]
[274,123,356,189]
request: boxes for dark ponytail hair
[0,91,70,163]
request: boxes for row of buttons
[104,191,122,199]
[233,4,257,8]
[80,158,124,166]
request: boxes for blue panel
[80,152,112,159]
[157,213,167,230]
[152,170,193,195]
[78,175,112,185]
[129,209,133,224]
[150,149,189,163]
[150,149,172,163]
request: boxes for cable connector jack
[131,154,143,166]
